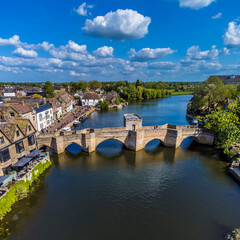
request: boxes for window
[28,134,35,146]
[0,148,10,163]
[28,125,32,131]
[16,130,20,137]
[40,123,44,129]
[47,120,50,125]
[33,116,36,121]
[10,112,15,118]
[39,113,43,121]
[15,141,25,153]
[46,111,50,119]
[0,136,5,144]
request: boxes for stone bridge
[36,114,214,154]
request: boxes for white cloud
[82,9,151,41]
[220,47,230,55]
[184,45,219,61]
[129,48,176,62]
[223,21,240,48]
[12,48,38,58]
[40,41,55,51]
[93,46,114,57]
[74,2,94,16]
[0,35,21,46]
[66,40,87,53]
[212,12,222,19]
[179,0,216,10]
[69,71,86,77]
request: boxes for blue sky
[0,0,240,82]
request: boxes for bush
[227,228,240,240]
[0,160,51,220]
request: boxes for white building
[3,91,15,97]
[81,92,103,107]
[35,103,54,131]
[57,106,62,119]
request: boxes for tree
[32,94,43,98]
[90,80,102,89]
[97,100,109,111]
[136,86,143,100]
[43,81,54,98]
[205,108,240,154]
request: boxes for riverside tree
[43,81,54,98]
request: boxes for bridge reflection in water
[54,137,215,170]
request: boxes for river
[2,95,240,240]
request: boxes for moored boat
[79,115,87,122]
[73,121,81,127]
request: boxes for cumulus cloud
[12,48,38,58]
[40,41,55,51]
[69,71,86,77]
[0,35,21,46]
[179,0,216,10]
[82,9,151,41]
[49,40,92,61]
[93,46,114,57]
[212,12,222,19]
[74,2,94,16]
[223,21,240,48]
[184,45,219,61]
[67,40,87,53]
[129,48,176,62]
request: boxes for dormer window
[10,112,15,118]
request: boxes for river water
[3,95,240,240]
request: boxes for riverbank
[0,153,51,221]
[170,90,193,96]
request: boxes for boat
[191,118,198,125]
[73,121,81,127]
[229,160,240,182]
[79,115,87,122]
[60,126,71,132]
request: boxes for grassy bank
[0,159,51,221]
[170,90,193,96]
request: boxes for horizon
[0,0,240,83]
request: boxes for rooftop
[35,103,52,113]
[124,114,141,120]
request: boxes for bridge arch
[179,136,200,149]
[96,138,125,157]
[65,142,84,154]
[144,138,165,152]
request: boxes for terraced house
[35,103,54,131]
[0,119,37,176]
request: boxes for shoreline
[0,153,52,221]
